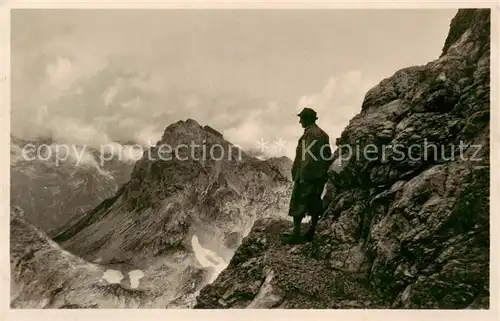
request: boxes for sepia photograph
[4,3,495,315]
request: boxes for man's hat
[297,107,318,120]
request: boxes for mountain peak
[185,118,201,126]
[160,118,227,146]
[163,118,201,134]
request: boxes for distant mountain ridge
[10,135,135,235]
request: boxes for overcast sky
[12,9,458,159]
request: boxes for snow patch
[128,270,145,289]
[102,269,124,284]
[191,235,228,283]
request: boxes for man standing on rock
[281,107,333,244]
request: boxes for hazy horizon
[11,9,458,159]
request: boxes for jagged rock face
[10,136,134,235]
[264,156,293,181]
[23,119,291,307]
[195,9,490,309]
[11,207,153,308]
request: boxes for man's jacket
[291,123,333,183]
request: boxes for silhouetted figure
[281,107,332,244]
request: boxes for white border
[0,2,498,321]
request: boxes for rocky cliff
[195,9,490,309]
[11,206,153,308]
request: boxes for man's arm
[291,156,300,182]
[322,136,334,168]
[299,131,322,182]
[291,137,303,182]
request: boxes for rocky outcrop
[264,156,293,181]
[10,207,151,308]
[195,9,490,309]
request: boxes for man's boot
[303,214,319,242]
[281,216,304,245]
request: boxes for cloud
[298,76,338,113]
[49,117,111,147]
[185,95,199,109]
[224,121,262,147]
[12,9,456,167]
[102,84,119,106]
[45,56,76,92]
[14,55,377,164]
[135,125,162,147]
[340,70,363,94]
[221,70,377,159]
[43,55,108,100]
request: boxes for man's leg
[282,215,304,244]
[293,215,302,237]
[304,179,326,242]
[282,181,306,244]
